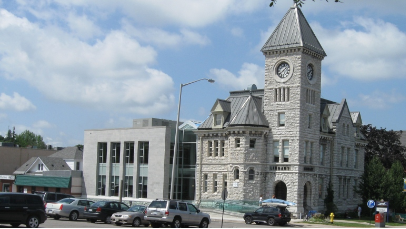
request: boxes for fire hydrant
[330,212,335,224]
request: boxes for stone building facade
[195,5,366,216]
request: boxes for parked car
[144,199,210,228]
[83,201,130,224]
[45,198,95,220]
[111,205,150,227]
[243,205,291,226]
[33,191,74,204]
[0,192,47,228]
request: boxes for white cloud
[313,17,406,81]
[0,113,7,120]
[230,27,243,37]
[32,120,53,129]
[122,20,210,48]
[350,89,406,110]
[66,13,102,40]
[209,63,264,90]
[0,9,175,115]
[16,0,264,28]
[0,92,36,111]
[321,73,338,87]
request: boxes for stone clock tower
[261,4,326,210]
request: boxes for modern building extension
[82,118,199,201]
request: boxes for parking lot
[0,216,332,228]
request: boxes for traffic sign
[221,189,228,200]
[367,200,375,208]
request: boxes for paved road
[0,217,335,228]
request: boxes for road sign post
[221,189,228,228]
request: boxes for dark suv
[83,201,130,224]
[243,205,291,226]
[33,191,74,204]
[0,193,47,228]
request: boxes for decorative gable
[211,99,230,128]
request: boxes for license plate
[48,210,52,213]
[89,209,93,212]
[152,212,158,215]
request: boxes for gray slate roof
[49,146,83,160]
[199,88,268,129]
[14,156,71,175]
[261,4,326,57]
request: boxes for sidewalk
[201,208,406,227]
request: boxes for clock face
[277,62,290,78]
[307,64,314,80]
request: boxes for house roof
[49,146,83,160]
[261,4,326,57]
[199,87,268,129]
[13,156,71,175]
[228,95,269,127]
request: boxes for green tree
[383,161,406,212]
[3,129,16,143]
[0,134,4,141]
[356,157,387,214]
[324,180,338,216]
[15,130,47,149]
[270,0,341,7]
[361,124,406,169]
[76,144,84,151]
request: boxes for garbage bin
[375,212,385,227]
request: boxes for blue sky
[0,0,405,147]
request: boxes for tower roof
[261,4,326,57]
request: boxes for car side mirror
[197,210,200,213]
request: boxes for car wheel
[199,219,209,228]
[279,221,287,226]
[151,223,160,228]
[53,215,61,220]
[132,218,141,227]
[115,222,123,226]
[69,211,79,221]
[244,216,253,224]
[10,223,20,227]
[105,216,112,224]
[267,217,275,226]
[26,215,40,228]
[171,218,182,228]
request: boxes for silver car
[144,200,210,228]
[46,198,94,221]
[111,205,150,227]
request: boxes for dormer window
[38,163,44,171]
[215,114,222,126]
[321,116,328,132]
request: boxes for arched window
[234,168,239,180]
[248,169,255,180]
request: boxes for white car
[46,198,95,221]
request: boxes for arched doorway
[303,182,312,212]
[274,181,287,200]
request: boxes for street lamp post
[170,78,215,200]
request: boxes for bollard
[330,212,335,224]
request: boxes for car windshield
[91,201,107,207]
[57,198,75,204]
[127,205,145,212]
[149,201,167,208]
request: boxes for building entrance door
[274,181,287,200]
